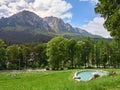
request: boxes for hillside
[0,10,102,43]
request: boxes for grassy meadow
[0,69,120,90]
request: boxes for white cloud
[91,0,98,3]
[0,0,72,20]
[80,0,98,3]
[81,17,111,38]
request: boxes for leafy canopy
[95,0,120,40]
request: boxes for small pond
[74,70,107,81]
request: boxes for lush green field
[0,69,120,90]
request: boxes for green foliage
[0,39,6,69]
[0,37,119,70]
[74,41,85,68]
[0,47,6,69]
[6,45,21,61]
[33,44,48,67]
[95,0,120,40]
[21,45,31,69]
[46,37,68,70]
[0,39,6,47]
[6,45,21,69]
[66,39,77,68]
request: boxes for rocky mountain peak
[43,16,62,23]
[0,10,52,31]
[9,10,43,26]
[43,16,74,33]
[12,10,42,21]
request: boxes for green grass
[0,69,120,90]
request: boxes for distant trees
[0,37,119,70]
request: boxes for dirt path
[0,69,48,72]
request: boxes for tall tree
[94,41,101,68]
[82,38,93,67]
[95,0,120,40]
[33,44,48,68]
[46,37,67,70]
[6,45,21,69]
[21,45,31,69]
[66,39,76,68]
[0,40,6,69]
[95,0,120,68]
[74,41,85,68]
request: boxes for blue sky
[66,0,110,38]
[0,0,111,38]
[66,0,98,26]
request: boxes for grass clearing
[0,69,120,90]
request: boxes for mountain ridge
[0,10,102,43]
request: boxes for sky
[0,0,111,38]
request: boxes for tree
[95,1,120,68]
[46,37,68,70]
[96,39,111,68]
[82,38,93,68]
[74,41,85,68]
[21,45,31,69]
[94,41,101,68]
[110,40,120,68]
[95,0,120,40]
[66,39,77,68]
[0,39,6,69]
[33,44,48,68]
[6,45,21,69]
[0,39,6,47]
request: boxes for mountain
[43,16,75,33]
[0,10,102,43]
[0,10,52,32]
[74,27,90,34]
[43,16,92,34]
